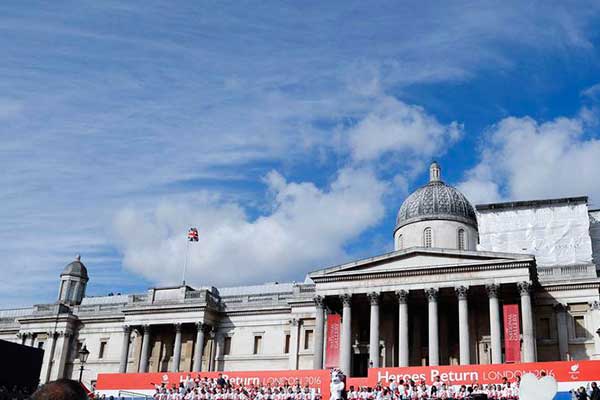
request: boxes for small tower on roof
[58,254,89,305]
[429,161,441,182]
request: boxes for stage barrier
[96,360,600,399]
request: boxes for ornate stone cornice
[455,285,469,300]
[485,283,499,298]
[541,281,600,292]
[311,261,533,283]
[425,287,438,302]
[340,294,352,307]
[395,290,409,304]
[368,292,380,306]
[518,281,532,296]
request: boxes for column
[313,296,325,369]
[289,318,300,370]
[519,281,536,362]
[172,323,183,372]
[486,283,502,364]
[426,288,439,366]
[139,325,151,373]
[50,332,72,380]
[554,304,569,361]
[192,323,207,372]
[119,325,131,373]
[591,301,600,360]
[340,294,352,375]
[214,333,225,371]
[368,292,380,368]
[40,332,57,384]
[396,290,409,367]
[455,286,470,365]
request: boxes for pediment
[309,247,534,279]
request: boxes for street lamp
[78,344,90,383]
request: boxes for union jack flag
[187,227,199,242]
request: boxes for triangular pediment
[309,247,534,279]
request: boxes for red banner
[368,360,600,387]
[95,361,600,397]
[325,314,341,368]
[96,370,330,396]
[503,304,521,363]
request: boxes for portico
[120,285,221,374]
[309,247,538,376]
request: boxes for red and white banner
[503,304,521,363]
[96,370,330,396]
[368,360,600,387]
[95,361,600,397]
[325,314,341,369]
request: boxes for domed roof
[61,254,89,280]
[395,162,477,231]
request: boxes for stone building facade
[1,163,600,388]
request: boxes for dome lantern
[429,161,441,182]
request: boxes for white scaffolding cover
[477,203,593,266]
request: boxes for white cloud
[347,96,463,162]
[459,110,600,205]
[2,1,600,304]
[113,167,388,286]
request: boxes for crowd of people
[139,372,600,400]
[148,374,321,400]
[0,385,34,400]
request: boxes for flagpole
[182,239,190,286]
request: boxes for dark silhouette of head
[32,379,88,400]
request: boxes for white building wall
[394,220,477,251]
[477,203,593,266]
[65,320,126,387]
[218,311,312,371]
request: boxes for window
[538,317,551,339]
[574,316,587,339]
[458,229,465,250]
[223,337,232,356]
[304,330,314,350]
[423,228,432,248]
[397,234,403,250]
[253,336,263,354]
[99,340,108,359]
[284,334,291,354]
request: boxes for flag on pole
[187,227,199,242]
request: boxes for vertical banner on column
[325,314,341,368]
[503,304,521,363]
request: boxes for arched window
[458,228,465,250]
[423,227,432,248]
[397,234,403,250]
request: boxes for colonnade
[119,322,211,373]
[312,281,536,373]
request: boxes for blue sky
[2,1,600,307]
